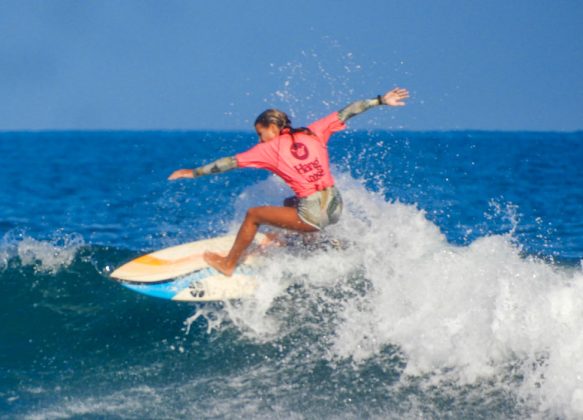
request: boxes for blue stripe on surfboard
[121,265,255,300]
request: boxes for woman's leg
[204,206,317,276]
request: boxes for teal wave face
[1,245,221,415]
[0,243,522,418]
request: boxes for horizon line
[1,128,582,135]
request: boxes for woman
[169,87,409,276]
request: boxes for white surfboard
[110,233,269,302]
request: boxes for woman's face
[255,123,280,143]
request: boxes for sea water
[1,129,582,418]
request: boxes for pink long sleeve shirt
[236,112,346,198]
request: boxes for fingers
[168,169,186,180]
[169,169,196,180]
[391,87,410,98]
[383,87,410,106]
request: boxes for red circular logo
[290,142,309,160]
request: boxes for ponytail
[254,109,314,147]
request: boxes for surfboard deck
[111,233,268,283]
[110,233,268,302]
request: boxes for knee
[245,207,261,223]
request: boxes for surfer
[169,88,409,276]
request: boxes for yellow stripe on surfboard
[132,253,203,267]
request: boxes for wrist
[376,95,384,106]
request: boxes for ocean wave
[3,172,583,418]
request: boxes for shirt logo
[290,142,309,160]
[294,158,325,183]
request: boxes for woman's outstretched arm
[338,87,409,122]
[168,156,237,180]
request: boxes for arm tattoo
[338,97,383,122]
[193,156,237,177]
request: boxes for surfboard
[110,233,268,302]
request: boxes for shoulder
[308,112,347,142]
[236,139,282,168]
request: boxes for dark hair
[254,109,314,139]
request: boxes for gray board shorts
[284,186,343,230]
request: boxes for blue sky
[1,1,582,131]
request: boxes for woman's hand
[168,169,195,180]
[381,87,410,107]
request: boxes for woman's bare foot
[204,251,235,277]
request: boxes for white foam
[0,230,84,274]
[195,172,583,418]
